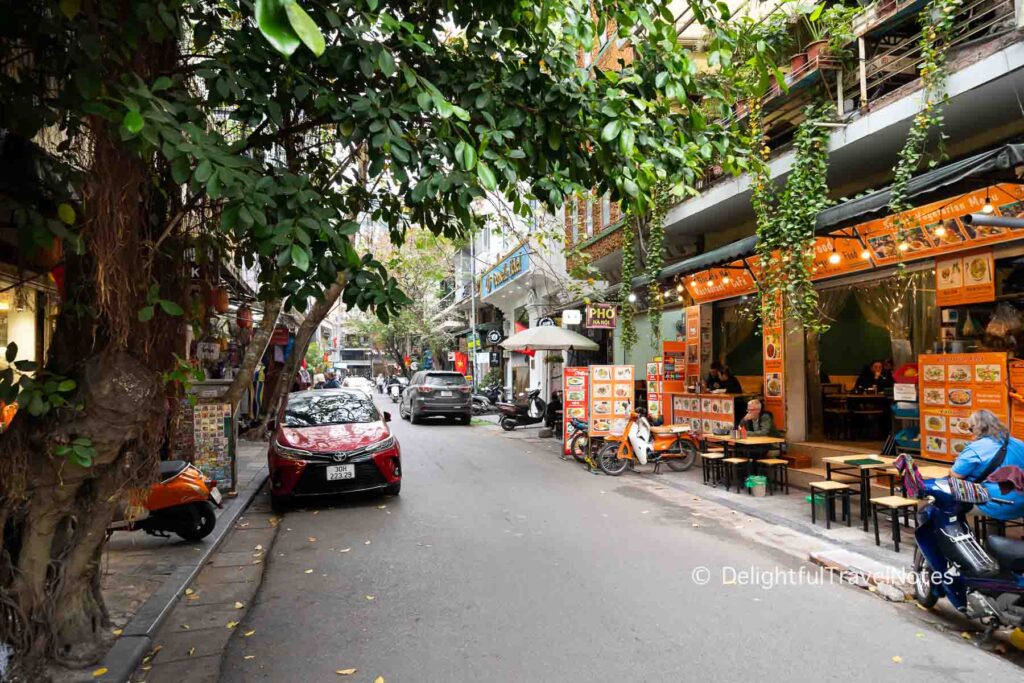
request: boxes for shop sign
[538,317,555,327]
[1009,359,1024,441]
[475,352,490,364]
[489,350,501,367]
[684,262,757,303]
[761,295,786,430]
[448,351,456,362]
[919,352,1008,462]
[481,244,530,297]
[585,303,617,329]
[808,236,874,281]
[588,365,634,437]
[486,329,504,345]
[936,248,995,307]
[562,309,582,325]
[563,367,589,455]
[893,383,917,402]
[646,362,663,421]
[684,306,702,388]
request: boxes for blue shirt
[951,435,1024,520]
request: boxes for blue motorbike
[898,457,1024,630]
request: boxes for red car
[268,389,401,510]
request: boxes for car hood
[278,422,389,452]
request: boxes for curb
[92,470,268,683]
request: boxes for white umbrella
[499,326,600,351]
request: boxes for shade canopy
[499,326,600,351]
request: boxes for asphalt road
[222,403,1021,682]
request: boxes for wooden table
[704,435,786,459]
[823,454,895,531]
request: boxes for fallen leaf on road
[340,548,351,553]
[234,602,245,609]
[304,569,314,574]
[185,588,194,595]
[92,668,108,677]
[366,595,375,601]
[226,621,239,629]
[244,630,256,637]
[641,511,650,515]
[112,628,123,636]
[188,647,195,657]
[691,523,699,528]
[244,655,256,660]
[915,632,924,639]
[308,537,317,543]
[151,645,163,655]
[313,511,319,515]
[336,669,357,675]
[364,540,371,545]
[375,677,385,683]
[891,656,902,664]
[961,632,972,640]
[255,544,263,551]
[377,505,387,509]
[180,625,190,630]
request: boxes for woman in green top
[740,398,774,436]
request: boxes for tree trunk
[805,330,824,438]
[262,282,344,427]
[223,299,282,407]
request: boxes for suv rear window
[425,373,466,387]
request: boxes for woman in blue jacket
[951,409,1024,521]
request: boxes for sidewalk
[67,441,269,683]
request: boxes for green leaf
[123,111,144,134]
[284,0,326,57]
[255,0,301,57]
[138,306,155,322]
[13,360,37,372]
[619,127,635,155]
[548,125,562,151]
[194,159,213,183]
[476,162,497,191]
[57,379,76,392]
[152,76,172,92]
[459,143,477,171]
[158,300,184,316]
[59,0,81,19]
[57,203,76,225]
[378,49,396,76]
[5,342,16,363]
[622,178,639,197]
[291,244,310,271]
[600,119,622,142]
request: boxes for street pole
[469,234,478,390]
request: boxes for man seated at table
[704,362,723,391]
[740,398,774,436]
[951,409,1024,521]
[716,366,743,394]
[854,360,893,393]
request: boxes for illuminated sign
[482,245,530,298]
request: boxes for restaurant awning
[815,142,1024,233]
[629,235,757,288]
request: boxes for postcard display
[761,298,786,430]
[562,367,590,455]
[193,402,236,491]
[919,352,1008,463]
[588,365,635,437]
[646,361,663,422]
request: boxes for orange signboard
[1010,359,1024,442]
[684,261,757,303]
[935,248,995,307]
[646,361,663,421]
[588,365,634,437]
[562,367,589,455]
[919,352,1008,462]
[808,236,874,280]
[761,295,786,430]
[684,306,701,388]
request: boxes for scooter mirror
[383,411,392,422]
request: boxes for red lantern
[236,303,253,329]
[212,286,230,314]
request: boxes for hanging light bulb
[707,277,715,287]
[627,292,637,303]
[722,274,731,284]
[676,282,684,293]
[982,192,995,214]
[860,248,871,260]
[934,224,947,238]
[828,250,841,265]
[898,241,910,252]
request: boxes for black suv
[400,371,472,424]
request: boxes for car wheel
[385,482,401,496]
[410,409,420,425]
[270,495,290,515]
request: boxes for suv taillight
[458,386,471,394]
[418,385,434,393]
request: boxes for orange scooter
[108,461,222,541]
[596,409,699,476]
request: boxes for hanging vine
[750,100,834,333]
[888,0,963,254]
[645,183,671,350]
[619,204,639,354]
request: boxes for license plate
[209,487,223,505]
[441,390,453,397]
[326,464,355,481]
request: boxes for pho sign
[586,303,617,329]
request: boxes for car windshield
[283,393,379,427]
[425,374,466,387]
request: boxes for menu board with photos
[1008,359,1024,442]
[684,306,702,388]
[646,361,663,421]
[193,402,235,490]
[588,365,635,437]
[562,367,590,455]
[935,248,995,307]
[919,352,1008,462]
[662,341,687,382]
[669,393,735,434]
[761,297,786,430]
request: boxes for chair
[809,481,851,529]
[756,458,789,495]
[722,457,751,494]
[822,386,849,440]
[700,452,725,486]
[871,496,919,552]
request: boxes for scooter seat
[159,460,189,482]
[650,425,690,435]
[986,536,1024,573]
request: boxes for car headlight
[366,435,396,454]
[274,443,313,461]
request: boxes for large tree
[0,0,776,675]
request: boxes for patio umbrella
[499,326,600,351]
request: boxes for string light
[898,241,910,252]
[828,240,841,265]
[860,248,871,260]
[707,277,715,287]
[982,192,994,214]
[722,274,731,284]
[627,292,637,303]
[934,224,947,238]
[676,282,684,293]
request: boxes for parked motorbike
[497,389,546,431]
[479,384,507,405]
[107,461,222,541]
[896,455,1024,631]
[472,393,496,415]
[596,409,699,475]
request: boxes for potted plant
[800,3,829,62]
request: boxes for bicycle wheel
[598,442,629,476]
[569,431,589,464]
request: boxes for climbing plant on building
[645,184,671,350]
